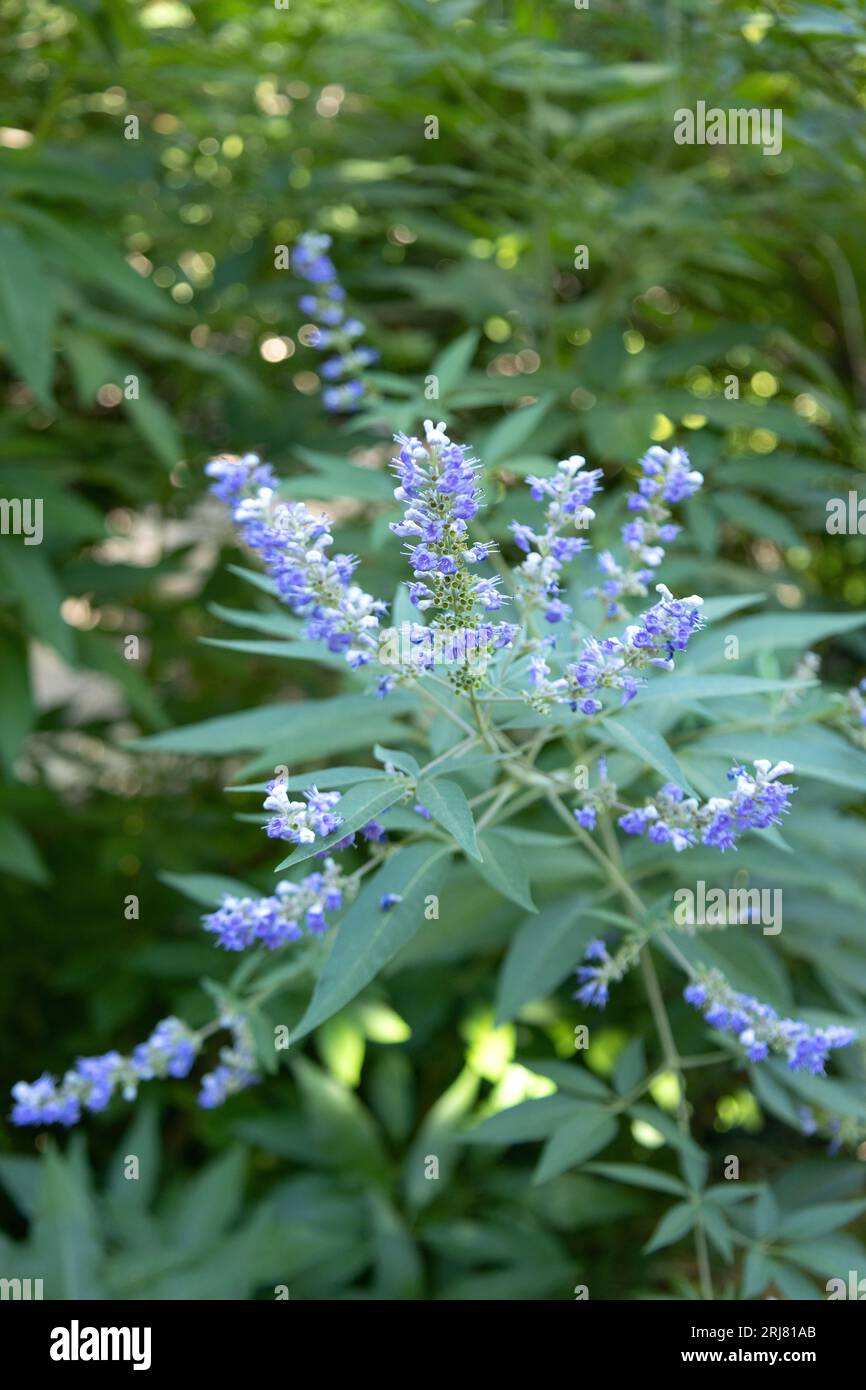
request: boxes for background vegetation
[1,0,865,1299]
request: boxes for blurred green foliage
[2,0,866,1299]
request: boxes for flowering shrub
[12,236,866,1301]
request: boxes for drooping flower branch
[684,972,857,1074]
[205,453,387,668]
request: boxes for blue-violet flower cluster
[597,759,797,853]
[202,859,349,950]
[206,453,387,668]
[527,583,704,714]
[263,780,343,845]
[383,419,519,690]
[294,231,378,411]
[512,455,602,623]
[11,1017,199,1127]
[198,1010,260,1108]
[587,445,703,618]
[684,970,857,1073]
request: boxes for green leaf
[632,674,816,706]
[123,375,184,467]
[0,632,32,771]
[291,1055,386,1175]
[415,775,481,861]
[752,1187,780,1239]
[107,1104,160,1222]
[777,1200,866,1242]
[0,545,75,662]
[63,327,124,404]
[688,610,866,670]
[628,1103,705,1164]
[290,844,452,1042]
[31,1142,103,1299]
[585,1162,688,1196]
[199,636,347,668]
[170,1147,247,1253]
[694,727,866,795]
[483,394,554,466]
[714,490,802,549]
[613,1038,646,1095]
[404,1065,480,1210]
[533,1107,618,1184]
[159,870,259,907]
[476,827,536,911]
[274,778,406,871]
[317,1013,366,1086]
[0,224,55,406]
[132,691,415,757]
[517,1057,610,1099]
[642,1200,697,1254]
[207,602,301,638]
[0,1154,41,1219]
[463,1093,588,1145]
[601,712,695,794]
[0,815,48,885]
[699,593,767,624]
[494,894,595,1023]
[374,744,420,778]
[18,205,176,321]
[741,1247,773,1299]
[701,1205,734,1263]
[370,1191,423,1299]
[780,1234,866,1281]
[249,1006,280,1076]
[431,328,480,397]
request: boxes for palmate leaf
[289,843,452,1043]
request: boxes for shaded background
[1,0,865,1298]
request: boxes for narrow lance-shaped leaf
[416,776,481,861]
[290,844,452,1043]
